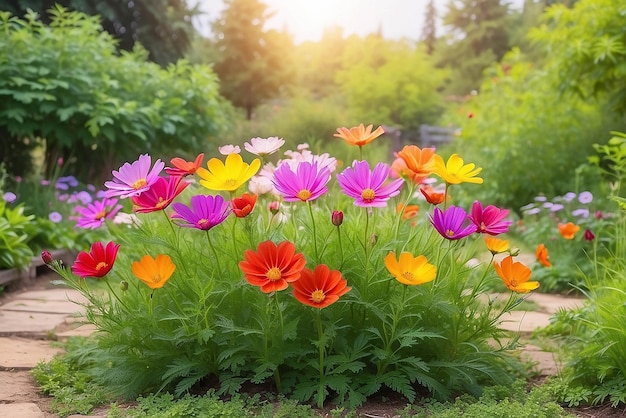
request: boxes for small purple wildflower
[578,191,593,204]
[336,160,403,207]
[49,212,62,223]
[429,205,477,240]
[572,208,590,218]
[2,192,16,203]
[550,204,564,212]
[563,192,576,202]
[171,194,231,230]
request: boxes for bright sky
[192,0,524,44]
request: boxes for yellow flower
[196,153,261,192]
[384,251,437,286]
[433,154,483,185]
[132,254,176,290]
[484,236,510,255]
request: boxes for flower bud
[268,201,280,215]
[331,210,343,226]
[120,280,129,291]
[584,229,595,241]
[369,233,378,246]
[41,250,53,265]
[508,247,521,257]
[595,211,603,220]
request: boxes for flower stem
[206,230,222,273]
[315,308,325,408]
[307,201,319,261]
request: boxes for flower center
[198,218,209,228]
[95,261,108,272]
[479,221,486,231]
[361,188,375,202]
[446,229,455,237]
[311,289,325,303]
[94,210,106,221]
[131,178,147,190]
[155,197,167,209]
[297,189,312,201]
[401,271,415,282]
[224,179,238,187]
[266,267,282,281]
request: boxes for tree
[211,0,294,120]
[437,0,512,95]
[421,0,437,55]
[0,0,197,66]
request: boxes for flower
[420,185,446,205]
[74,197,123,229]
[272,161,331,202]
[49,211,62,223]
[239,240,306,293]
[578,191,593,204]
[268,201,280,214]
[558,222,580,239]
[165,153,204,177]
[244,136,285,157]
[572,208,590,218]
[291,264,351,308]
[584,229,595,241]
[3,192,17,202]
[333,123,385,147]
[384,251,437,286]
[231,193,257,218]
[132,254,176,290]
[172,194,231,230]
[197,153,261,192]
[131,176,189,213]
[429,206,477,240]
[485,236,510,255]
[218,145,241,155]
[396,203,419,221]
[395,145,436,183]
[71,241,120,279]
[433,154,483,185]
[336,160,404,207]
[331,210,344,226]
[468,201,512,235]
[535,243,551,267]
[104,154,165,198]
[494,255,539,293]
[41,250,53,265]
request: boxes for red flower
[232,193,257,218]
[165,153,204,177]
[71,241,120,278]
[132,176,188,213]
[331,210,344,226]
[420,185,446,205]
[239,241,306,293]
[291,264,350,309]
[584,229,595,241]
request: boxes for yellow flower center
[94,210,106,221]
[297,189,312,201]
[155,197,167,209]
[151,274,163,284]
[446,229,455,237]
[311,289,325,303]
[198,218,208,227]
[266,267,282,281]
[401,271,415,282]
[361,188,375,202]
[480,221,486,231]
[224,179,238,187]
[95,261,108,272]
[132,178,147,190]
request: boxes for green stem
[307,201,319,261]
[104,279,131,313]
[273,292,283,392]
[206,230,222,273]
[336,226,344,268]
[315,309,325,408]
[393,181,414,241]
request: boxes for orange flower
[535,243,551,267]
[232,193,257,218]
[494,256,539,293]
[396,203,419,220]
[558,222,580,240]
[132,254,176,290]
[165,153,204,177]
[291,264,350,308]
[334,124,385,147]
[239,241,306,293]
[396,145,436,184]
[485,236,509,255]
[420,185,446,205]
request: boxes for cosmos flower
[272,161,331,202]
[535,243,551,267]
[291,264,350,308]
[244,136,285,157]
[104,154,164,198]
[558,222,580,240]
[165,153,204,177]
[420,185,446,205]
[384,251,437,286]
[171,194,231,230]
[132,254,176,290]
[433,154,483,185]
[218,145,241,155]
[429,205,477,240]
[197,153,261,192]
[239,240,306,293]
[74,197,123,229]
[468,201,512,235]
[231,193,257,218]
[131,176,189,213]
[334,123,385,148]
[395,145,436,184]
[71,241,120,279]
[495,256,539,293]
[484,236,510,255]
[336,160,403,207]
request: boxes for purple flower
[550,204,564,212]
[524,208,541,215]
[272,161,331,202]
[337,160,404,207]
[429,206,477,240]
[578,191,593,204]
[572,208,590,218]
[172,195,231,230]
[2,192,16,203]
[468,201,512,235]
[563,192,576,202]
[74,197,123,229]
[49,211,63,223]
[104,154,164,199]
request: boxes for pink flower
[336,160,403,207]
[272,161,331,202]
[172,194,231,230]
[244,136,285,157]
[131,176,189,213]
[468,201,512,235]
[74,197,123,229]
[104,154,164,199]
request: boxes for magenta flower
[429,205,477,240]
[337,160,403,207]
[131,176,189,214]
[104,154,165,199]
[468,200,512,235]
[172,194,231,230]
[272,161,331,202]
[74,197,123,229]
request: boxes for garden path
[0,273,585,418]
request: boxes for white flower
[218,144,241,155]
[244,137,285,157]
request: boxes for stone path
[0,275,585,417]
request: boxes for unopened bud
[508,247,521,257]
[120,281,129,291]
[268,201,280,215]
[369,233,378,246]
[41,250,53,265]
[584,229,595,241]
[331,210,343,227]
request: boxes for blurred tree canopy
[0,0,198,66]
[211,0,295,120]
[0,7,226,183]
